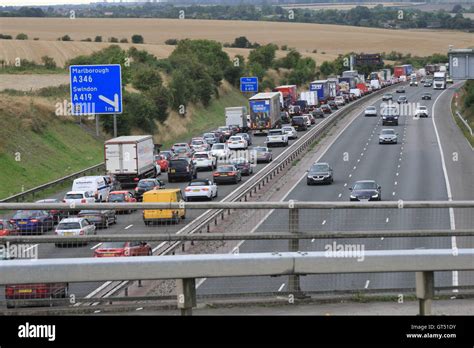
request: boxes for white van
[71,176,111,202]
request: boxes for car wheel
[144,221,150,226]
[214,190,218,198]
[147,249,152,256]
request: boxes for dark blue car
[10,210,54,235]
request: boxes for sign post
[70,64,123,137]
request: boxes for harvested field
[0,18,471,65]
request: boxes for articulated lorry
[105,135,157,187]
[433,71,446,90]
[310,80,330,103]
[249,92,281,134]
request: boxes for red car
[155,154,169,172]
[94,241,152,257]
[107,191,137,213]
[0,219,19,236]
[5,283,68,308]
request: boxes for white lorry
[104,135,157,188]
[225,106,248,132]
[433,72,446,90]
[299,91,318,108]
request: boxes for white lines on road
[278,283,286,292]
[125,224,133,230]
[353,166,356,170]
[91,243,102,250]
[385,217,390,223]
[136,307,143,311]
[396,172,399,176]
[322,220,326,225]
[344,183,347,187]
[394,181,397,186]
[397,164,401,168]
[338,193,342,198]
[24,244,38,253]
[348,174,352,178]
[364,280,370,289]
[311,239,315,243]
[392,192,396,196]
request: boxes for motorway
[3,82,473,301]
[198,82,474,295]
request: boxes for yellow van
[143,189,186,225]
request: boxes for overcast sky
[0,0,95,6]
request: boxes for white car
[190,139,210,152]
[281,126,298,139]
[379,129,398,144]
[192,151,217,171]
[184,179,218,201]
[415,105,429,118]
[63,191,96,205]
[302,115,312,127]
[54,217,96,246]
[364,106,377,117]
[266,129,289,147]
[210,143,231,160]
[334,96,346,106]
[227,135,248,150]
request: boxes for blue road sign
[70,64,123,115]
[240,77,258,93]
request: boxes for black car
[77,210,117,228]
[382,94,393,101]
[320,104,332,114]
[421,93,432,100]
[35,199,66,223]
[168,158,197,183]
[396,87,405,93]
[203,132,219,145]
[327,100,338,110]
[291,116,307,131]
[349,180,381,201]
[307,162,333,185]
[134,178,165,201]
[229,157,254,176]
[213,165,242,184]
[312,108,324,119]
[397,96,408,104]
[211,130,226,143]
[280,111,291,124]
[381,107,399,126]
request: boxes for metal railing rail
[1,249,473,316]
[2,229,474,244]
[0,163,104,203]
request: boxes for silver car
[364,106,377,117]
[379,129,398,144]
[281,126,298,139]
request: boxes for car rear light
[81,199,86,203]
[5,287,14,296]
[184,188,191,192]
[62,199,66,203]
[229,172,236,176]
[30,219,38,223]
[9,219,15,223]
[79,230,85,235]
[202,188,209,191]
[134,178,140,182]
[36,287,49,294]
[213,173,220,176]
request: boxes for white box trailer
[105,135,156,187]
[225,106,248,132]
[299,91,318,107]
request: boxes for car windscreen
[229,137,242,141]
[292,117,304,123]
[217,166,234,172]
[189,181,208,186]
[138,181,155,188]
[381,130,395,135]
[230,158,247,164]
[13,210,39,219]
[282,127,292,131]
[100,242,127,249]
[169,160,188,168]
[108,194,125,202]
[212,144,224,149]
[79,210,101,215]
[65,193,84,199]
[194,153,209,159]
[310,164,329,172]
[203,133,215,138]
[254,147,267,153]
[366,106,376,110]
[57,222,81,230]
[354,182,376,190]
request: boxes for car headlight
[382,116,387,119]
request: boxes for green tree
[94,36,102,42]
[131,34,144,44]
[248,44,278,70]
[232,36,252,48]
[145,85,170,123]
[15,33,28,40]
[41,56,56,69]
[132,66,163,91]
[224,54,246,87]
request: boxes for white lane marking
[338,193,342,198]
[136,307,143,311]
[396,172,399,176]
[394,181,397,186]
[398,164,401,168]
[353,166,356,170]
[125,224,133,230]
[344,183,347,187]
[311,239,315,243]
[322,220,326,225]
[278,283,286,292]
[365,280,370,289]
[348,174,352,178]
[24,244,38,253]
[385,217,389,223]
[392,192,396,196]
[357,159,360,162]
[91,243,102,250]
[381,237,384,240]
[94,310,101,314]
[432,84,461,292]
